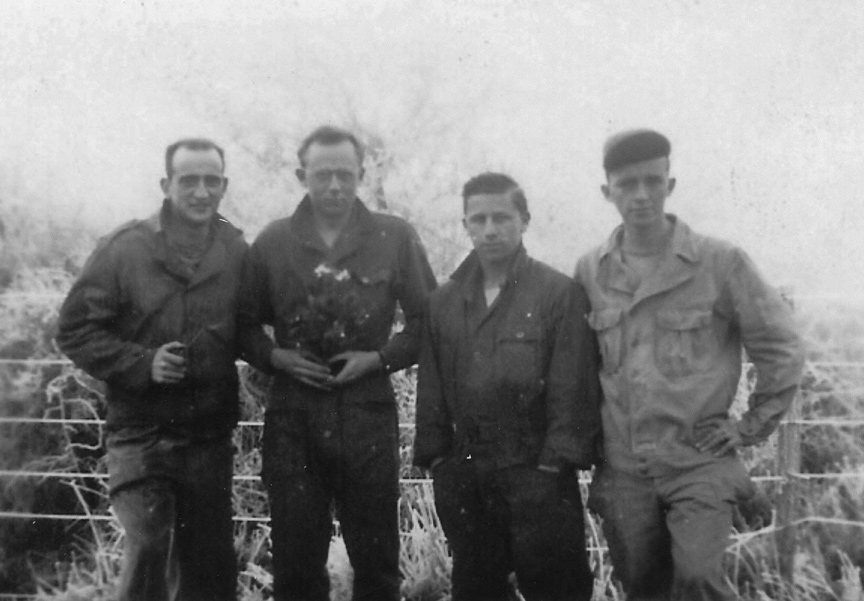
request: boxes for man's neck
[622,216,672,256]
[312,207,354,248]
[478,254,516,291]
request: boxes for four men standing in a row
[57,126,804,601]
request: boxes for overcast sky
[1,0,862,298]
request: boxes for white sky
[0,0,862,297]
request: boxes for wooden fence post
[776,392,801,584]
[775,286,800,585]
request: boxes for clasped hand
[270,348,382,390]
[151,341,187,384]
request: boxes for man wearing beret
[575,129,805,600]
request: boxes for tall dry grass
[3,274,864,599]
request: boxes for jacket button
[323,430,332,439]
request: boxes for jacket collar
[599,215,702,308]
[599,214,698,263]
[288,195,376,263]
[148,200,242,286]
[450,245,530,302]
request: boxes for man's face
[463,192,528,264]
[602,156,676,229]
[160,147,227,228]
[297,141,363,220]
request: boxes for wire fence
[1,391,863,525]
[3,291,864,593]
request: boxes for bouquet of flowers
[287,264,371,370]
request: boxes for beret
[603,129,671,172]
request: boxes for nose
[193,180,210,198]
[482,219,499,239]
[632,180,650,202]
[326,174,342,192]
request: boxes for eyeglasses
[175,174,226,190]
[308,169,358,186]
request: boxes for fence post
[775,392,801,584]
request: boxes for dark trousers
[588,462,748,601]
[106,429,236,601]
[262,402,401,601]
[432,458,594,601]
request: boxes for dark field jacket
[238,196,437,409]
[414,248,603,471]
[57,202,249,434]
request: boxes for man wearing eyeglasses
[57,139,247,601]
[238,125,436,601]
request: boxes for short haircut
[165,138,225,178]
[461,172,530,220]
[297,125,365,168]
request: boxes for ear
[462,217,469,232]
[667,177,676,195]
[601,183,611,200]
[357,167,365,182]
[221,177,229,194]
[295,168,307,185]
[160,177,170,196]
[520,212,531,233]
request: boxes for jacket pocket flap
[587,308,623,331]
[656,309,712,330]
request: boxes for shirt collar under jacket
[450,244,530,302]
[598,213,699,264]
[597,215,703,309]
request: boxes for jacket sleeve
[378,224,437,372]
[726,248,805,445]
[236,239,277,374]
[56,237,156,392]
[413,300,453,469]
[538,280,603,470]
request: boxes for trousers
[262,401,401,601]
[588,461,750,601]
[433,457,594,601]
[106,428,236,601]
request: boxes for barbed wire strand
[3,357,864,368]
[5,468,864,486]
[4,416,864,428]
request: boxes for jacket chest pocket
[588,309,624,374]
[495,325,543,393]
[654,309,715,378]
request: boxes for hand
[270,348,333,390]
[329,351,382,386]
[694,417,743,457]
[152,341,187,384]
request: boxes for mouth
[478,243,505,252]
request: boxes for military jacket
[57,202,249,433]
[575,216,805,476]
[414,247,602,470]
